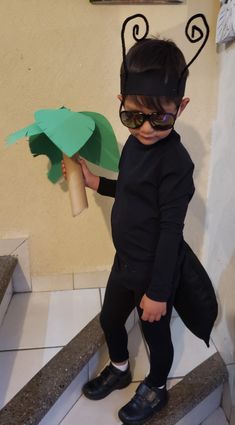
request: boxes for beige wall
[203,39,235,423]
[0,0,218,277]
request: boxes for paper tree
[6,107,120,216]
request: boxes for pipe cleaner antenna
[121,14,149,86]
[178,13,210,92]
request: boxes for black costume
[98,129,195,387]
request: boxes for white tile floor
[0,287,227,424]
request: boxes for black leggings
[100,254,176,387]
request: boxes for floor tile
[0,347,60,408]
[0,289,101,350]
[169,316,217,378]
[60,382,139,425]
[201,407,229,425]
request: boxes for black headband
[121,13,210,97]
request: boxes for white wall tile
[32,274,73,292]
[88,344,109,381]
[74,270,110,289]
[201,407,229,425]
[175,385,223,425]
[222,364,235,421]
[230,407,235,425]
[39,365,89,425]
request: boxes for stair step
[0,255,17,326]
[0,298,228,425]
[0,256,17,305]
[0,314,104,425]
[145,353,228,425]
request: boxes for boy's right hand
[61,156,100,191]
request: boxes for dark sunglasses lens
[120,111,144,129]
[150,113,175,130]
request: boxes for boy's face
[120,96,189,146]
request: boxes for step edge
[0,255,18,305]
[0,314,104,425]
[0,311,228,425]
[145,352,228,425]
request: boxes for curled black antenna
[182,13,210,78]
[121,14,149,77]
[177,14,209,95]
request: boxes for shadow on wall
[177,122,208,255]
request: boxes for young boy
[71,33,195,425]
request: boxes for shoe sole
[83,373,132,400]
[119,396,168,425]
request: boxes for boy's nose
[140,119,154,133]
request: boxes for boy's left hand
[140,294,167,322]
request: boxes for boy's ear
[117,94,122,102]
[178,97,190,117]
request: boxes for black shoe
[118,380,168,425]
[82,362,132,400]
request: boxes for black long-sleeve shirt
[98,130,195,302]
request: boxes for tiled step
[0,298,228,425]
[0,255,17,326]
[57,352,227,425]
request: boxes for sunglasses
[119,104,178,131]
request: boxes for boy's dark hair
[120,37,189,111]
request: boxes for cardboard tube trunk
[63,154,88,216]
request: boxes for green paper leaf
[6,123,41,145]
[6,107,120,186]
[35,108,95,157]
[80,112,120,172]
[29,133,63,183]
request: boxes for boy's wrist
[90,175,100,191]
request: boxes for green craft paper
[6,123,41,145]
[35,109,95,157]
[29,133,63,183]
[6,107,120,184]
[80,112,120,172]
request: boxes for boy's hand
[140,294,167,322]
[61,156,100,191]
